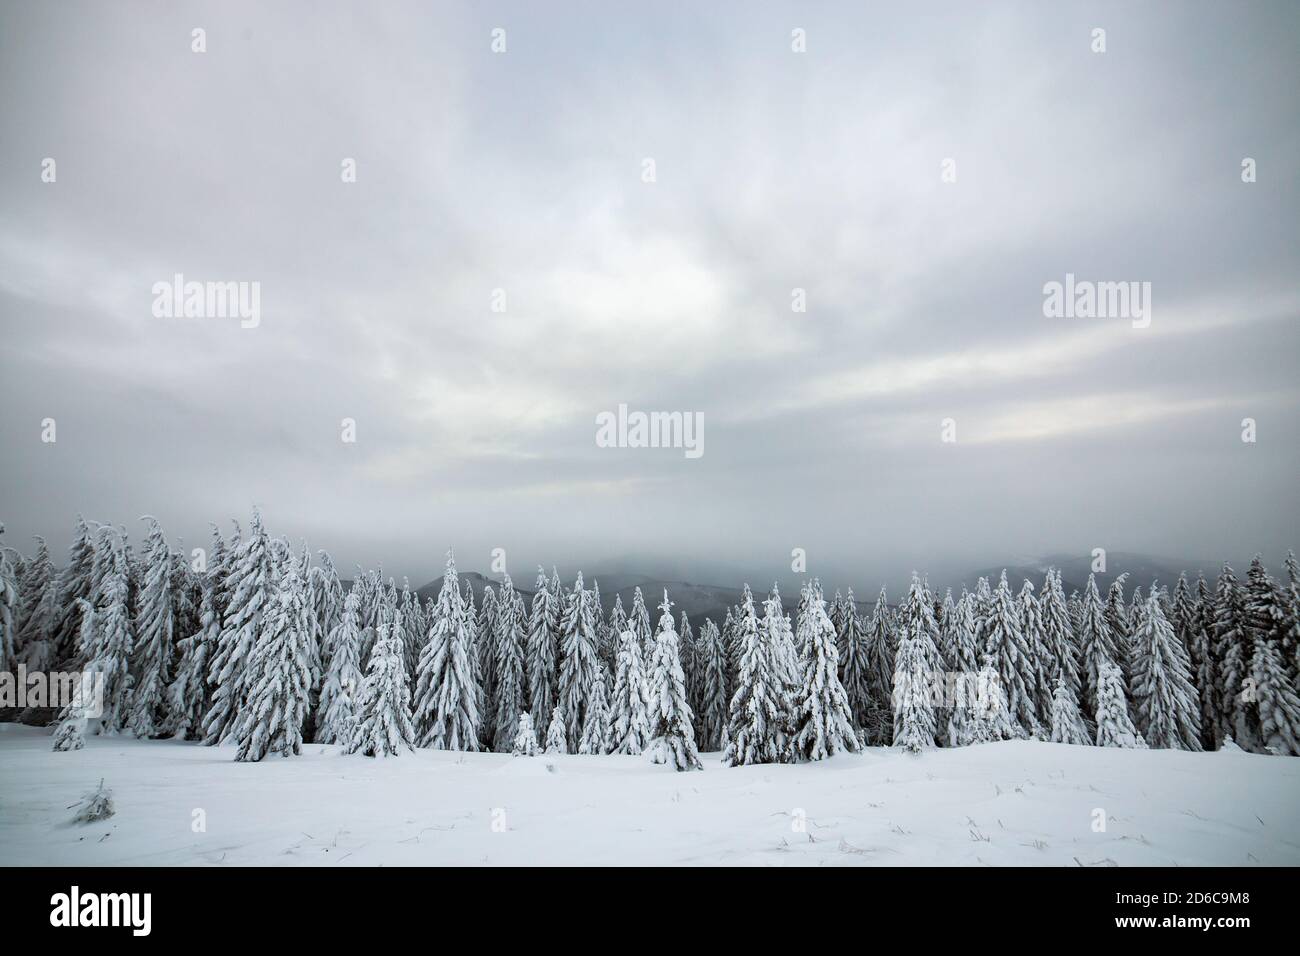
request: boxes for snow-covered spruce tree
[1191,573,1220,749]
[678,610,697,717]
[1240,557,1299,751]
[0,524,18,674]
[942,590,987,747]
[557,572,600,747]
[309,551,344,682]
[1248,638,1300,755]
[1212,564,1249,748]
[232,562,315,762]
[52,516,96,668]
[512,712,539,756]
[835,587,872,736]
[526,566,559,733]
[892,574,940,753]
[720,606,737,699]
[863,586,896,744]
[722,585,788,766]
[399,580,426,680]
[15,535,58,670]
[203,509,274,745]
[462,577,485,744]
[1130,586,1201,750]
[1016,579,1054,732]
[629,586,653,658]
[92,549,135,733]
[1049,675,1091,745]
[317,591,364,745]
[1284,550,1300,673]
[1104,575,1132,682]
[544,706,567,754]
[1040,569,1082,704]
[592,580,614,669]
[126,517,175,737]
[981,571,1039,735]
[51,599,99,748]
[492,572,528,753]
[578,665,612,755]
[791,581,861,760]
[610,627,651,754]
[770,582,800,689]
[645,592,703,771]
[935,588,957,672]
[161,577,220,739]
[347,612,416,758]
[1094,662,1147,749]
[695,618,728,751]
[412,555,480,751]
[477,584,498,728]
[608,593,627,660]
[1078,574,1119,718]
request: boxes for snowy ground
[1,723,1297,866]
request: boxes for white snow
[1,723,1297,866]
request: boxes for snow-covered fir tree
[233,563,314,762]
[1094,662,1147,749]
[863,585,896,744]
[0,524,19,674]
[695,618,728,751]
[791,581,861,760]
[629,586,652,658]
[610,627,651,754]
[1130,586,1201,750]
[1248,638,1300,755]
[492,572,528,753]
[52,516,96,668]
[15,535,58,670]
[512,711,539,756]
[1049,675,1091,745]
[526,567,559,737]
[412,555,480,751]
[203,509,274,745]
[126,517,175,737]
[1017,578,1053,731]
[317,591,364,745]
[679,610,697,719]
[981,571,1039,734]
[644,592,703,771]
[578,665,612,755]
[769,582,800,690]
[1213,564,1249,748]
[1191,573,1220,749]
[557,572,600,747]
[91,549,135,733]
[161,576,219,739]
[835,587,871,735]
[347,611,416,758]
[892,573,940,753]
[1104,575,1133,682]
[722,585,788,766]
[1040,569,1082,705]
[544,705,567,754]
[1078,573,1119,717]
[477,584,498,728]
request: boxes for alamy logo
[595,403,704,459]
[1042,273,1151,328]
[0,666,103,717]
[151,273,261,328]
[50,886,151,936]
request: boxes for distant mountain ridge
[411,550,1220,630]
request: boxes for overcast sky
[1,0,1297,589]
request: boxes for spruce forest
[4,509,1298,767]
